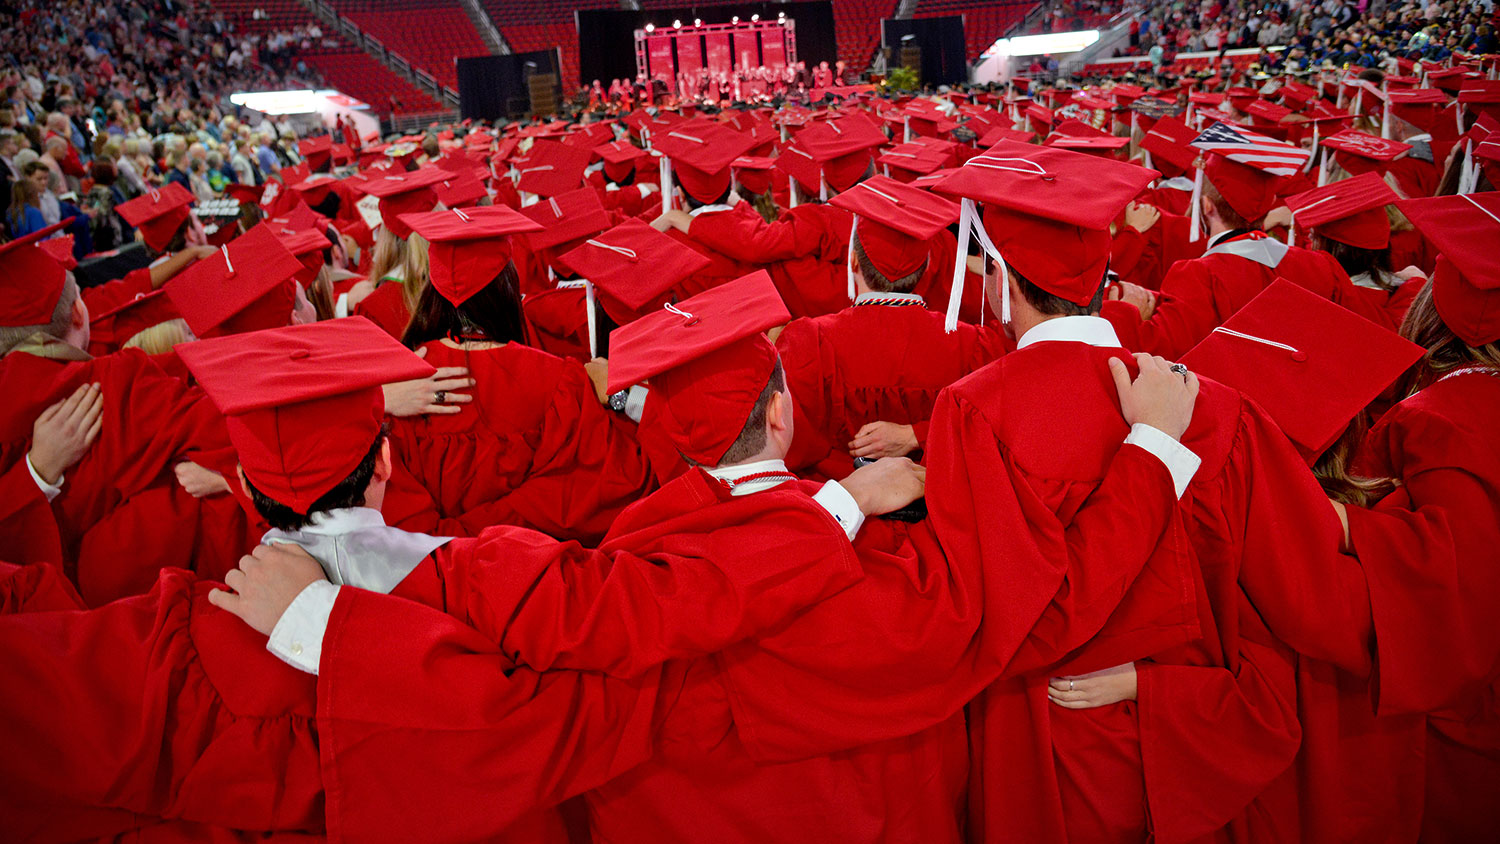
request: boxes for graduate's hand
[1108,281,1157,319]
[1124,201,1162,233]
[174,461,230,497]
[584,357,611,404]
[1047,663,1137,709]
[1394,265,1425,282]
[848,421,918,459]
[28,382,103,485]
[1261,205,1293,231]
[651,209,692,234]
[383,348,474,416]
[838,457,926,516]
[1110,353,1199,441]
[209,543,326,636]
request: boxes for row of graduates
[0,91,1496,843]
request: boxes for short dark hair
[683,182,733,209]
[1011,263,1106,316]
[243,427,386,531]
[716,359,786,466]
[853,231,926,293]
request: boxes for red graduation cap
[978,126,1036,147]
[88,289,181,350]
[397,206,542,306]
[1226,86,1260,112]
[512,139,590,197]
[606,270,790,466]
[281,162,311,186]
[1110,83,1147,103]
[564,122,615,151]
[225,182,268,207]
[176,318,435,513]
[1284,171,1398,249]
[1396,192,1500,346]
[519,187,611,252]
[1140,116,1199,174]
[116,183,195,252]
[652,121,758,204]
[595,139,650,182]
[357,166,450,239]
[933,140,1156,326]
[1051,118,1109,138]
[288,174,340,206]
[1323,129,1411,176]
[1045,133,1130,156]
[274,226,334,284]
[37,233,77,270]
[1246,99,1293,126]
[0,218,75,327]
[1387,88,1453,135]
[298,135,334,171]
[558,217,711,324]
[432,167,488,208]
[730,155,776,195]
[1428,66,1480,94]
[1277,81,1319,108]
[1459,80,1500,119]
[164,224,304,338]
[830,174,958,293]
[878,139,959,180]
[1180,279,1424,463]
[790,114,888,193]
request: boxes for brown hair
[852,231,926,293]
[1312,411,1396,507]
[1397,276,1500,396]
[716,360,787,466]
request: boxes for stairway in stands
[208,0,448,117]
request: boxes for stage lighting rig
[673,19,682,28]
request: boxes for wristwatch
[608,390,629,412]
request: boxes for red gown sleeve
[775,318,840,473]
[1102,259,1221,358]
[80,267,154,315]
[0,459,65,565]
[687,204,839,264]
[428,476,862,679]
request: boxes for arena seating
[205,0,451,116]
[913,0,1038,62]
[302,48,449,115]
[480,0,618,88]
[330,0,491,90]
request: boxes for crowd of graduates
[1,0,1500,841]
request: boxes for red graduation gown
[686,202,854,319]
[938,340,1355,844]
[387,340,653,544]
[1356,369,1500,844]
[1103,234,1387,358]
[775,301,1008,480]
[0,347,255,604]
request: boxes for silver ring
[1169,363,1189,377]
[434,390,446,404]
[1068,679,1075,692]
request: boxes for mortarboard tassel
[1188,165,1205,242]
[659,153,675,212]
[847,214,858,301]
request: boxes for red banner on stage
[761,32,786,70]
[676,33,703,73]
[733,30,760,71]
[648,35,674,80]
[705,33,732,75]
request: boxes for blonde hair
[368,228,430,314]
[122,319,193,355]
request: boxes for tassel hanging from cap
[945,197,1009,333]
[584,279,598,359]
[659,153,675,212]
[846,215,859,301]
[1188,164,1205,242]
[819,173,829,203]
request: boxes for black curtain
[881,15,968,87]
[457,49,563,120]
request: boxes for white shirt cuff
[638,183,658,197]
[334,292,350,319]
[266,579,340,675]
[1124,423,1201,499]
[814,480,866,541]
[25,453,63,501]
[623,385,648,423]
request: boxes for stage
[636,18,797,82]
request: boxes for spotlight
[751,13,759,21]
[673,19,681,28]
[645,23,654,32]
[694,18,702,26]
[778,11,786,17]
[731,16,738,23]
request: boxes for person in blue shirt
[7,162,51,238]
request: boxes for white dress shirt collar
[1016,315,1123,350]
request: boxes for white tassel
[904,116,912,143]
[1382,96,1392,140]
[847,214,859,301]
[1288,222,1295,247]
[659,154,674,212]
[789,178,799,208]
[1318,153,1330,187]
[1143,149,1153,171]
[1188,166,1204,242]
[945,199,973,333]
[585,280,598,360]
[1304,123,1321,173]
[819,173,828,203]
